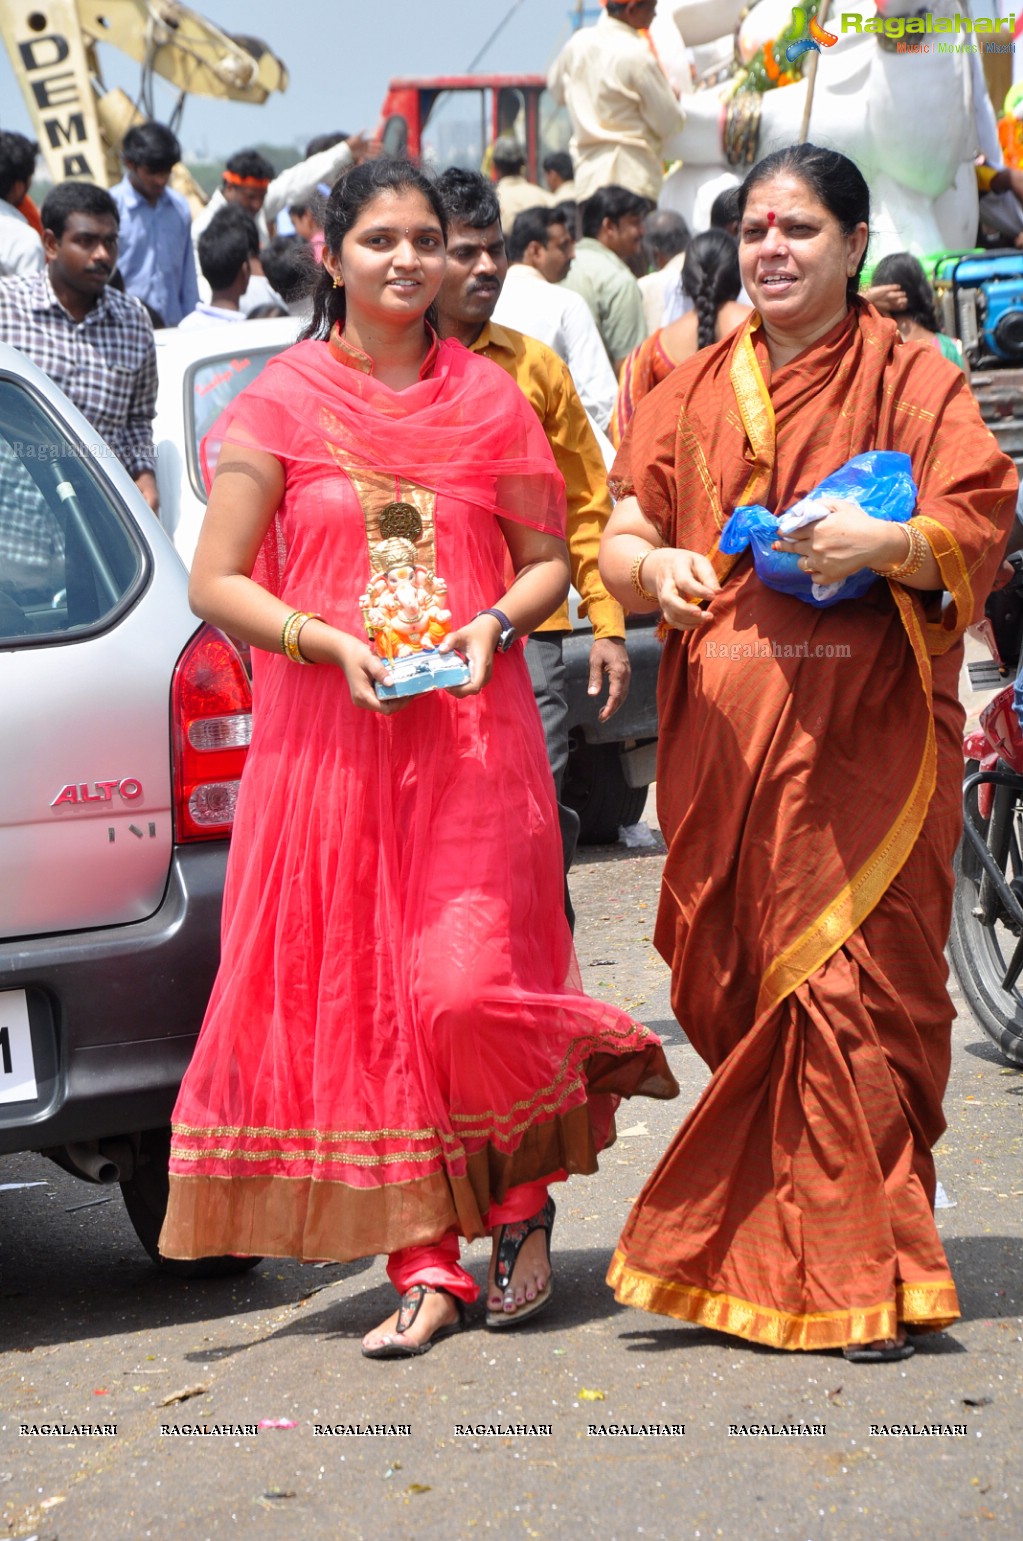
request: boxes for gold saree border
[171,1143,447,1169]
[173,1121,447,1144]
[700,317,771,588]
[756,698,936,1018]
[729,317,776,507]
[912,512,1000,658]
[607,1251,960,1349]
[755,588,936,1016]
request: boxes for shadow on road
[173,1245,633,1357]
[961,1036,1020,1066]
[945,1233,1022,1322]
[616,1323,968,1359]
[0,1154,376,1351]
[0,1247,377,1353]
[640,1015,687,1047]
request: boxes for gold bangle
[281,609,302,656]
[293,612,323,663]
[282,611,304,662]
[630,550,657,603]
[282,610,323,663]
[873,522,928,581]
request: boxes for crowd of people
[0,0,1018,1366]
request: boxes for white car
[0,342,256,1274]
[153,316,302,568]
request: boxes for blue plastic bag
[719,451,918,608]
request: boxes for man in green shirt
[561,184,650,375]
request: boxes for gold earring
[333,274,343,288]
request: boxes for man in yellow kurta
[547,0,684,202]
[434,169,631,917]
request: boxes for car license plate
[0,991,38,1105]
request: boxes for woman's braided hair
[682,229,742,351]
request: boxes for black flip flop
[485,1195,556,1330]
[361,1283,465,1360]
[843,1339,915,1363]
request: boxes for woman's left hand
[438,615,500,697]
[771,497,908,584]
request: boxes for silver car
[0,342,255,1276]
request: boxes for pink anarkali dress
[158,327,677,1299]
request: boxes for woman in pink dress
[158,159,677,1357]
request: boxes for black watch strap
[474,607,517,652]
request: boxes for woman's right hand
[333,632,408,714]
[860,283,907,317]
[643,548,720,629]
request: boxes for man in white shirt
[639,207,691,333]
[0,132,43,279]
[494,207,619,432]
[547,0,684,202]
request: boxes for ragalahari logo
[786,5,839,62]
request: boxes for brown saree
[606,302,1017,1349]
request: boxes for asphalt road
[2,788,1022,1541]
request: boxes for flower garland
[733,1,826,97]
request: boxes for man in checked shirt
[0,181,158,518]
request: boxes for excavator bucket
[76,0,288,103]
[1,0,288,189]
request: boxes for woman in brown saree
[598,145,1016,1360]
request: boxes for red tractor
[374,74,570,180]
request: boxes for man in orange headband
[194,139,369,236]
[218,151,275,215]
[191,139,368,305]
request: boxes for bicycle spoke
[1002,930,1023,994]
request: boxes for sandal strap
[394,1283,465,1334]
[394,1283,429,1336]
[494,1196,556,1292]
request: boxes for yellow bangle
[281,609,302,656]
[630,550,657,603]
[873,522,928,581]
[282,610,323,663]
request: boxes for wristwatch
[474,607,517,652]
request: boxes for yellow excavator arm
[0,0,287,188]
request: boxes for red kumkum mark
[767,211,776,225]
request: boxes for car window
[187,348,284,500]
[0,376,144,645]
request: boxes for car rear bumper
[0,843,226,1154]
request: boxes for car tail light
[172,625,252,842]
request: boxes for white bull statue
[655,0,987,258]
